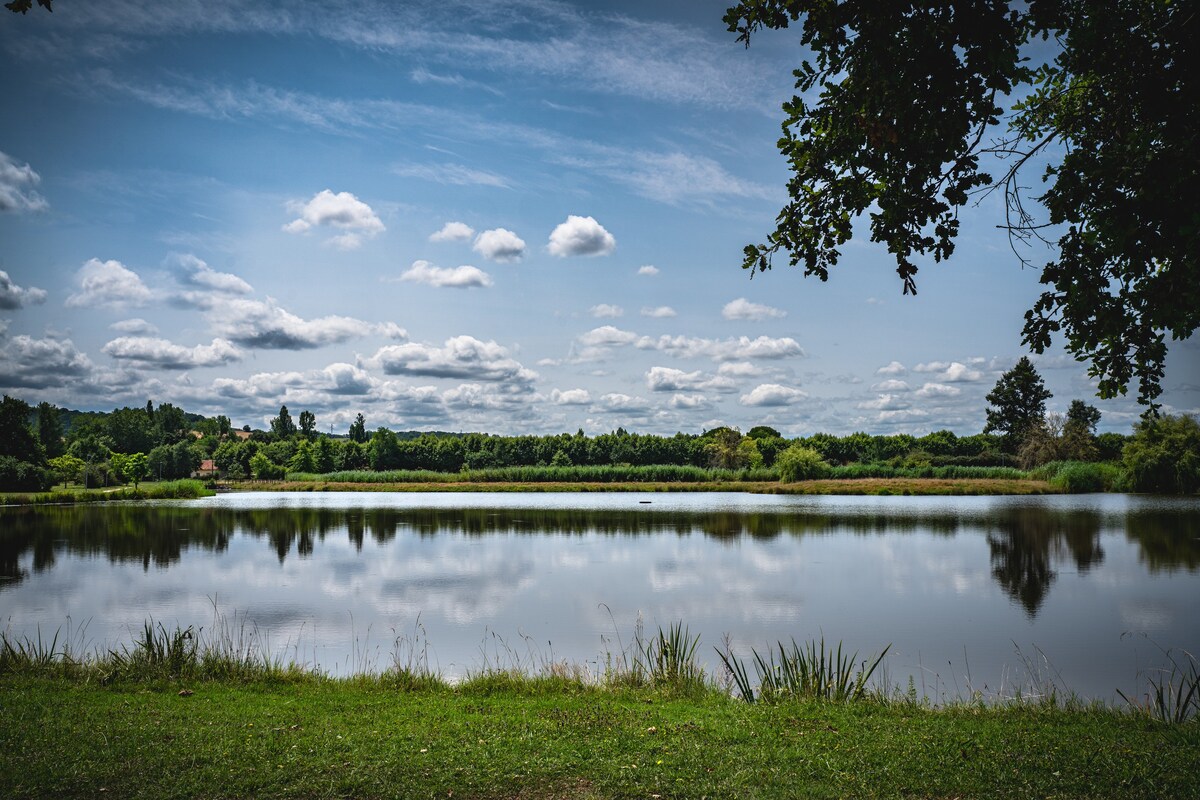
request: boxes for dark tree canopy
[726,0,1198,406]
[4,0,51,13]
[985,356,1052,451]
[270,405,297,439]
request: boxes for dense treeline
[2,391,1198,494]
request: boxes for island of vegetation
[2,358,1198,502]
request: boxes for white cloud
[0,333,95,389]
[362,336,537,384]
[0,270,47,309]
[101,336,243,370]
[876,361,908,376]
[399,260,493,288]
[550,388,591,405]
[915,382,962,399]
[636,334,805,361]
[213,297,378,349]
[669,393,709,409]
[111,318,158,335]
[858,394,912,411]
[616,151,775,206]
[637,265,660,277]
[572,325,639,361]
[0,151,48,213]
[599,393,651,412]
[282,189,384,249]
[394,162,509,188]
[641,306,676,318]
[739,384,808,407]
[589,304,623,319]
[717,361,761,377]
[645,366,737,393]
[170,253,253,296]
[913,361,984,382]
[429,221,475,243]
[871,379,910,392]
[547,215,616,257]
[65,258,154,310]
[722,297,787,321]
[473,228,526,262]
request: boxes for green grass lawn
[1,675,1195,799]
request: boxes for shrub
[0,455,53,492]
[1123,414,1200,494]
[775,444,830,482]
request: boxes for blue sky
[0,0,1195,436]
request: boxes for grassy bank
[0,479,215,505]
[239,476,1057,495]
[3,622,1197,798]
[1,673,1195,799]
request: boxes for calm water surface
[2,492,1197,700]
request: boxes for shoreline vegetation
[2,621,1197,798]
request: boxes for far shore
[231,476,1057,496]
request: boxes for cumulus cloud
[429,221,475,242]
[641,306,676,318]
[0,270,47,309]
[473,228,526,262]
[871,379,910,392]
[282,189,384,249]
[213,297,379,349]
[547,215,616,257]
[858,394,912,411]
[0,151,48,213]
[170,253,253,295]
[572,325,639,361]
[362,336,537,384]
[717,361,761,377]
[722,297,787,321]
[637,265,660,276]
[101,336,243,370]
[739,384,808,406]
[399,260,492,288]
[111,318,158,335]
[0,333,94,389]
[636,334,805,361]
[599,393,651,412]
[65,258,154,310]
[915,382,962,399]
[645,366,737,393]
[913,361,984,382]
[590,304,623,318]
[669,393,709,409]
[876,361,907,376]
[551,388,591,405]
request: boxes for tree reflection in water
[1,502,1197,615]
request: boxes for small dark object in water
[639,501,651,504]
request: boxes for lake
[2,492,1197,702]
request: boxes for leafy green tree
[0,395,43,464]
[776,444,830,482]
[314,436,336,474]
[106,407,157,454]
[348,413,368,443]
[725,0,1197,405]
[288,440,316,473]
[48,454,85,486]
[549,448,572,467]
[1122,414,1200,495]
[369,428,401,471]
[249,451,285,480]
[298,410,316,440]
[985,357,1052,453]
[1061,400,1101,461]
[36,402,64,458]
[154,403,190,445]
[4,0,53,14]
[123,452,150,488]
[270,405,297,439]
